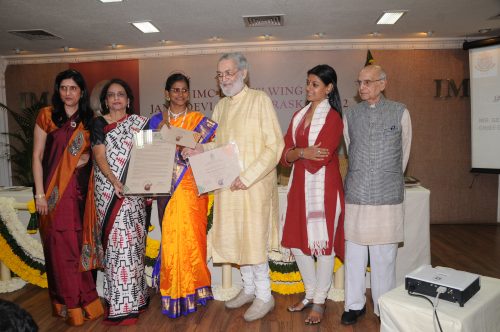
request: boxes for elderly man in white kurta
[341,65,412,325]
[192,52,284,321]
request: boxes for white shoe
[243,297,275,322]
[225,290,255,309]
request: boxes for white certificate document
[124,127,176,196]
[161,125,199,148]
[189,143,241,194]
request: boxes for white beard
[220,76,245,97]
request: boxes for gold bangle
[34,193,45,199]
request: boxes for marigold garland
[271,281,305,295]
[0,225,45,273]
[268,259,300,274]
[0,233,47,288]
[0,192,335,296]
[0,197,46,290]
[26,199,36,214]
[0,208,45,273]
[270,270,302,283]
[206,193,214,233]
[0,277,26,293]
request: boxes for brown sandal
[287,298,313,312]
[305,303,325,325]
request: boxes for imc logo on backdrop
[434,79,470,98]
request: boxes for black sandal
[305,303,325,325]
[287,298,313,312]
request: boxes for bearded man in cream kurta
[341,65,412,325]
[186,52,284,322]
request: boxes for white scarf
[286,99,330,255]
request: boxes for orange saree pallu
[36,107,102,323]
[150,111,217,318]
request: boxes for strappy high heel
[287,298,313,312]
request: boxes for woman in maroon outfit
[32,69,103,326]
[280,64,345,325]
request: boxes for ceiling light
[370,31,380,37]
[376,10,407,24]
[426,31,434,37]
[98,0,123,3]
[209,36,221,41]
[14,48,21,54]
[160,39,168,44]
[131,21,160,33]
[314,32,325,38]
[111,43,117,49]
[63,46,69,52]
[478,28,492,33]
[263,34,272,40]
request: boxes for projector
[405,265,480,307]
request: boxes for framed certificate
[124,126,176,196]
[161,125,199,148]
[189,143,241,194]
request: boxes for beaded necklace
[168,108,188,128]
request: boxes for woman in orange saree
[150,73,217,318]
[32,69,103,326]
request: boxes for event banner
[138,50,365,133]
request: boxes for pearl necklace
[168,108,188,128]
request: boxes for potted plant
[0,102,45,186]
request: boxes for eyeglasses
[355,79,384,87]
[106,91,127,98]
[215,70,239,80]
[169,88,189,94]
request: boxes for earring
[165,96,170,102]
[127,101,130,108]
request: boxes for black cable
[408,290,443,332]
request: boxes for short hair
[51,69,93,128]
[165,73,190,91]
[99,78,135,115]
[364,64,387,80]
[218,52,249,71]
[0,299,38,332]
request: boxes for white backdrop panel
[139,50,366,133]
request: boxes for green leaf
[0,101,44,185]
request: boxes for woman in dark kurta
[280,64,345,325]
[32,69,103,326]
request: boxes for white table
[379,276,500,332]
[278,185,431,287]
[395,186,431,285]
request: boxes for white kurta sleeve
[343,115,350,153]
[239,95,284,187]
[401,109,412,171]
